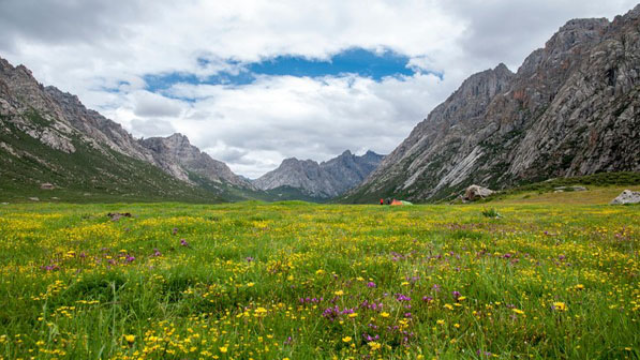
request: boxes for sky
[0,0,637,178]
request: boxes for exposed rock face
[464,185,494,201]
[610,190,640,205]
[254,150,384,198]
[0,55,252,197]
[139,134,251,188]
[347,6,640,203]
[40,183,55,190]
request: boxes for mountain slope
[0,56,255,202]
[344,6,640,203]
[254,150,384,199]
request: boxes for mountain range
[0,61,380,202]
[253,150,383,199]
[2,5,640,204]
[343,5,640,203]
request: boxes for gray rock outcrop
[610,190,640,204]
[464,185,495,201]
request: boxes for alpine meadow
[1,1,640,360]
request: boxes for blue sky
[143,47,425,93]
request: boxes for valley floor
[0,201,638,359]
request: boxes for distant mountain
[0,56,257,202]
[254,150,384,199]
[344,6,640,203]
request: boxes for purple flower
[422,296,433,303]
[246,256,254,263]
[432,284,441,292]
[395,294,411,302]
[125,255,136,263]
[172,227,178,235]
[180,239,189,247]
[452,291,461,300]
[367,282,376,288]
[404,312,412,318]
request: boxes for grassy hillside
[0,117,227,203]
[0,201,638,359]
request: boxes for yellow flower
[444,304,454,310]
[368,341,382,351]
[342,336,352,343]
[348,313,358,318]
[436,319,445,325]
[553,302,567,312]
[380,312,390,318]
[334,290,344,296]
[512,308,525,315]
[254,307,268,316]
[219,346,228,353]
[247,282,255,287]
[575,284,585,290]
[124,334,135,343]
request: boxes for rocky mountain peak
[345,5,640,203]
[254,150,384,199]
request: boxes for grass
[492,185,640,206]
[0,201,638,359]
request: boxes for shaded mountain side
[343,6,640,203]
[254,150,384,199]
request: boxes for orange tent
[390,199,403,206]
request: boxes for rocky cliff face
[0,56,252,200]
[254,150,384,198]
[346,6,640,203]
[139,134,251,188]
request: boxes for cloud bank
[1,0,637,178]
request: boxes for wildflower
[422,296,433,302]
[342,336,352,343]
[452,291,461,300]
[367,282,376,288]
[348,313,358,318]
[247,282,255,287]
[219,346,228,353]
[254,307,268,316]
[575,284,585,290]
[334,290,344,296]
[436,319,445,325]
[380,312,390,318]
[246,256,254,262]
[512,308,525,315]
[124,334,135,344]
[368,341,382,351]
[180,239,189,247]
[552,302,567,312]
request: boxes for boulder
[572,186,587,192]
[610,190,640,205]
[464,185,495,201]
[29,197,39,201]
[40,183,55,190]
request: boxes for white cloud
[1,0,638,178]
